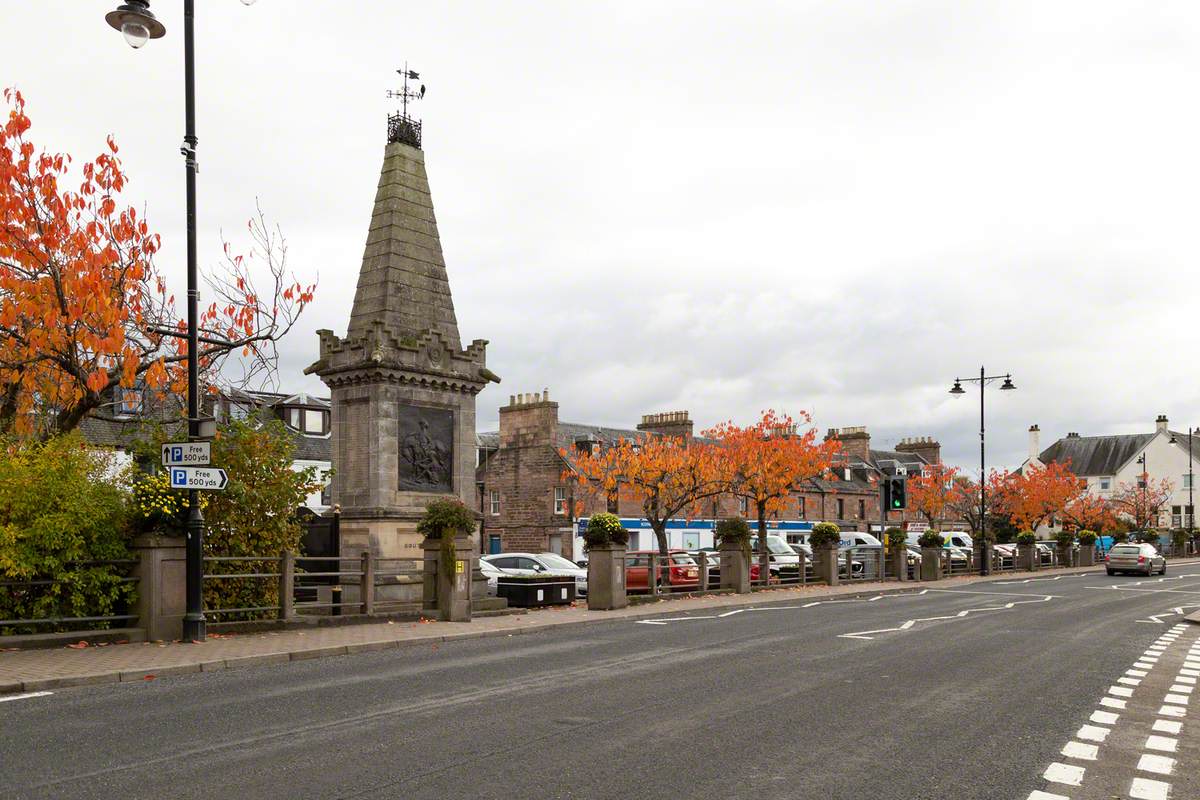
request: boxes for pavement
[3,561,1200,799]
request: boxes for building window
[1098,477,1111,491]
[554,487,567,515]
[489,490,500,516]
[858,499,865,519]
[798,496,806,518]
[1184,475,1193,490]
[305,409,326,434]
[739,496,749,515]
[837,498,845,519]
[115,388,143,417]
[228,401,251,421]
[608,491,620,514]
[286,407,328,435]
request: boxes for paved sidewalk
[4,561,1197,694]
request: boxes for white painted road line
[0,691,52,703]
[1129,776,1171,800]
[1090,710,1119,725]
[1076,724,1111,742]
[1152,719,1182,734]
[1042,762,1086,786]
[1168,684,1192,694]
[1100,697,1127,710]
[1128,669,1149,677]
[1158,705,1186,717]
[1137,753,1176,776]
[1162,694,1189,705]
[1109,685,1135,697]
[1061,740,1098,760]
[1144,735,1178,753]
[1026,791,1070,800]
[1176,676,1196,684]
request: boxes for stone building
[475,396,945,556]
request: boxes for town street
[3,570,1199,800]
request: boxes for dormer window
[285,406,329,435]
[115,387,143,418]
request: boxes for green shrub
[417,497,477,539]
[0,434,134,633]
[1016,530,1037,546]
[808,522,841,548]
[917,530,944,548]
[1134,530,1159,544]
[1055,530,1075,547]
[200,419,323,621]
[1171,529,1188,548]
[1078,530,1098,546]
[1112,530,1128,544]
[884,527,905,551]
[715,517,753,547]
[582,512,629,550]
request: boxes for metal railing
[0,560,140,634]
[202,552,425,621]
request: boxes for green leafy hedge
[1016,530,1037,546]
[0,435,134,634]
[417,498,477,539]
[582,512,629,550]
[917,530,944,548]
[1078,530,1097,546]
[808,522,841,548]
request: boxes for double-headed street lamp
[949,368,1016,576]
[105,0,255,643]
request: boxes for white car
[482,552,588,597]
[478,558,505,597]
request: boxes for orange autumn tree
[906,463,964,529]
[566,433,721,566]
[1109,473,1174,534]
[704,410,840,555]
[995,461,1083,533]
[0,89,314,437]
[1061,492,1118,535]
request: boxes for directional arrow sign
[161,442,211,467]
[169,467,228,491]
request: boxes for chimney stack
[1156,414,1169,435]
[498,389,559,448]
[825,426,871,463]
[895,436,942,465]
[637,411,694,441]
[1028,424,1040,459]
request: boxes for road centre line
[839,595,1055,640]
[0,691,52,703]
[925,588,1063,598]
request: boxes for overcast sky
[8,1,1200,471]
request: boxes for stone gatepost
[890,546,908,582]
[920,547,942,581]
[1058,545,1075,569]
[423,534,474,621]
[130,534,186,642]
[1078,547,1095,567]
[308,118,500,613]
[814,544,839,586]
[1018,544,1039,571]
[979,541,993,573]
[719,543,751,593]
[586,544,628,610]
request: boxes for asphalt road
[3,568,1200,800]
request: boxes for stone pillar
[719,543,751,594]
[890,547,908,582]
[1018,544,1039,571]
[1078,547,1095,567]
[130,534,186,642]
[423,534,474,622]
[1057,545,1074,568]
[814,544,839,586]
[920,547,942,581]
[586,544,627,610]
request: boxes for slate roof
[1038,433,1155,476]
[868,448,929,471]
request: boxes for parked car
[477,558,505,597]
[482,552,589,597]
[626,549,700,590]
[1105,543,1166,576]
[749,535,803,578]
[689,549,763,588]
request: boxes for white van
[787,530,882,550]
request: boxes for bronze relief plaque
[398,406,454,491]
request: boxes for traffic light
[886,476,907,510]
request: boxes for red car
[625,550,700,590]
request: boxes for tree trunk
[653,523,671,587]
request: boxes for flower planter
[920,547,942,581]
[586,544,627,610]
[497,575,576,607]
[719,544,751,594]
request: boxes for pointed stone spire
[347,141,461,350]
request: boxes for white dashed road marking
[0,691,52,703]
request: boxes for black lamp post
[949,367,1016,576]
[1136,453,1149,534]
[105,0,256,643]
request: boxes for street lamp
[949,367,1016,575]
[1136,453,1149,534]
[106,0,254,643]
[1169,429,1195,535]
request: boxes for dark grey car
[1105,543,1166,576]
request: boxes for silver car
[482,552,588,596]
[1105,543,1166,576]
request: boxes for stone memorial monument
[307,102,499,605]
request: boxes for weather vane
[386,62,426,147]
